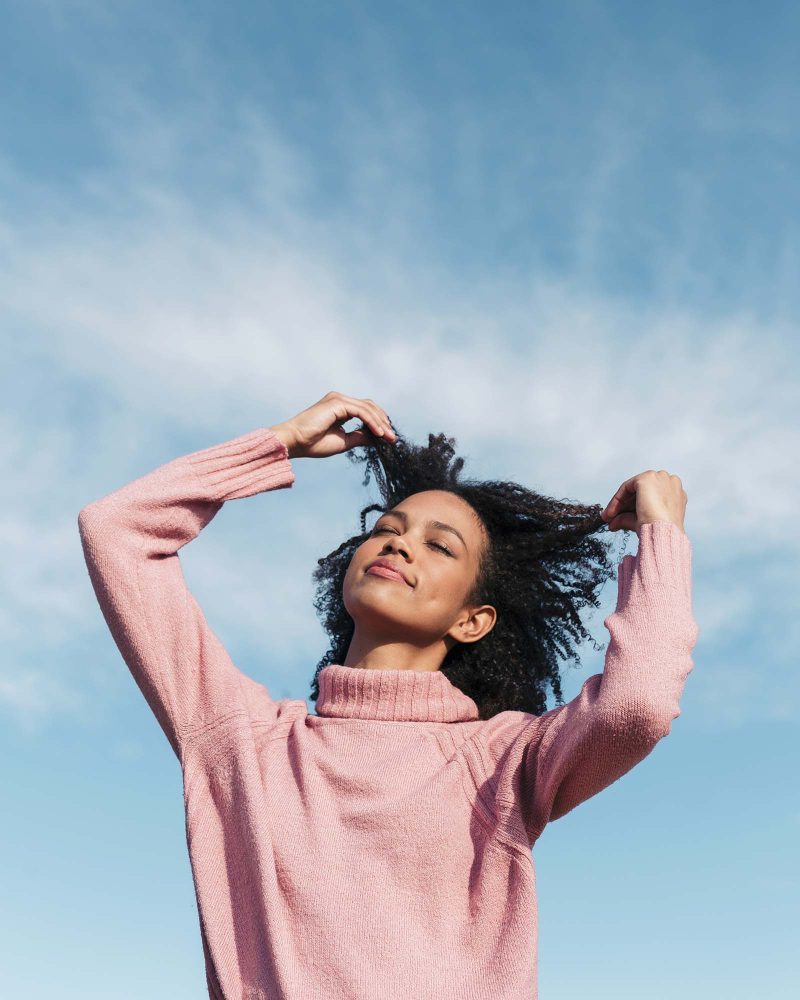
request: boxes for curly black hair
[310,423,630,720]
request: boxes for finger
[366,398,395,435]
[358,404,388,437]
[603,490,632,520]
[341,396,394,438]
[608,511,638,533]
[343,396,392,436]
[330,397,385,439]
[361,397,395,437]
[342,427,370,450]
[603,476,640,518]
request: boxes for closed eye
[429,540,453,555]
[371,526,454,557]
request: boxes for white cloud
[0,94,797,732]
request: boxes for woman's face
[342,489,495,649]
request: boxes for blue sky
[1,2,798,997]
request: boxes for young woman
[78,390,699,1000]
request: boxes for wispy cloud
[0,80,796,733]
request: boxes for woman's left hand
[601,470,688,536]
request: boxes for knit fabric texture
[78,426,700,1000]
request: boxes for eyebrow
[377,509,469,553]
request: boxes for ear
[447,604,497,645]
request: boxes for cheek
[341,559,361,618]
[342,543,373,593]
[426,562,468,605]
[343,550,362,588]
[347,541,368,570]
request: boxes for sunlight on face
[342,490,491,646]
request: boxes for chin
[344,589,414,633]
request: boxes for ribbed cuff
[616,520,694,615]
[185,427,295,501]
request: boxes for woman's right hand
[270,391,396,459]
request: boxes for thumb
[608,512,638,533]
[342,427,371,451]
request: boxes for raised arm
[519,519,699,842]
[472,517,699,850]
[77,427,295,761]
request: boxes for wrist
[637,518,685,537]
[269,423,296,459]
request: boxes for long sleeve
[77,426,296,761]
[472,520,700,850]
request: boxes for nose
[380,536,412,561]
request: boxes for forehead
[390,490,485,538]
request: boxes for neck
[343,631,453,675]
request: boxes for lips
[366,559,412,586]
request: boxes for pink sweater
[78,426,699,1000]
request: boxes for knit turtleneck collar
[314,664,480,723]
